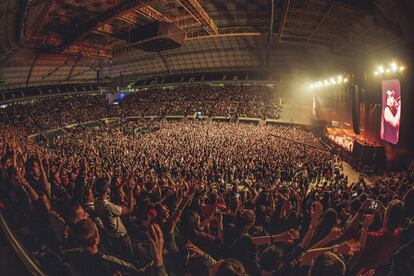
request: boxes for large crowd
[1,117,413,276]
[0,82,413,276]
[0,85,281,134]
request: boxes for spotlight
[310,84,314,89]
[344,78,349,83]
[337,75,343,83]
[324,80,329,85]
[399,66,405,71]
[374,71,379,76]
[378,66,384,73]
[391,63,398,72]
[386,69,391,73]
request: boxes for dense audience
[0,83,412,275]
[1,118,413,276]
[0,85,281,133]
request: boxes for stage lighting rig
[309,74,349,90]
[374,61,405,77]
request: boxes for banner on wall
[380,79,401,145]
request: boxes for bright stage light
[374,61,405,77]
[309,74,348,90]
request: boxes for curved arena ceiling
[0,0,413,89]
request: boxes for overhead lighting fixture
[374,61,405,77]
[309,74,349,90]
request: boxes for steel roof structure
[0,0,413,88]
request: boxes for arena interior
[1,1,414,275]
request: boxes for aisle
[340,161,375,186]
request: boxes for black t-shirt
[66,249,136,276]
[229,234,260,276]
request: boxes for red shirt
[200,203,226,219]
[354,228,401,273]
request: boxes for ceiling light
[378,66,384,73]
[399,66,405,71]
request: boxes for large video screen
[380,79,401,145]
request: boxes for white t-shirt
[95,199,128,237]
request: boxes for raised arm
[36,150,51,197]
[121,175,137,216]
[251,228,299,246]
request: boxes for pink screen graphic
[380,79,401,145]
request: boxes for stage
[325,127,386,173]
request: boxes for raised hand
[337,239,361,256]
[310,201,323,227]
[361,214,374,230]
[185,241,205,257]
[147,223,165,267]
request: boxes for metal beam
[118,12,140,25]
[266,0,275,67]
[136,6,172,22]
[26,53,40,87]
[59,0,158,51]
[64,45,112,58]
[306,5,334,42]
[158,52,171,74]
[41,58,70,80]
[333,26,373,53]
[278,0,291,42]
[67,56,81,81]
[176,0,218,35]
[68,68,93,81]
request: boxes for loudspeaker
[351,85,360,134]
[129,22,184,52]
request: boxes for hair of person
[308,252,346,276]
[259,245,284,272]
[214,258,248,276]
[64,200,83,225]
[385,199,405,232]
[403,188,414,219]
[208,191,218,204]
[235,209,255,230]
[74,218,98,248]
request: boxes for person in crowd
[0,99,412,276]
